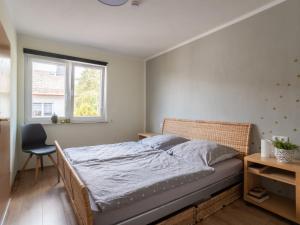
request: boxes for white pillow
[168,140,238,166]
[138,134,189,150]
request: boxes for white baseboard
[0,198,11,225]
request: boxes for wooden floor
[5,167,77,225]
[5,167,293,225]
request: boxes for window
[25,53,107,123]
[43,103,53,116]
[73,64,102,118]
[31,60,66,118]
[32,103,53,117]
[0,55,10,118]
[32,103,42,117]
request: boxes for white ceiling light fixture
[131,0,141,6]
[98,0,128,6]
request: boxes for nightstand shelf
[244,192,295,222]
[247,166,295,185]
[244,153,300,223]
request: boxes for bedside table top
[245,153,300,172]
[138,132,159,137]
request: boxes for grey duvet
[64,142,154,164]
[69,146,214,213]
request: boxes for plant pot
[51,114,58,124]
[274,148,295,163]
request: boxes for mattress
[91,158,242,225]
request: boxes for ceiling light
[131,0,141,6]
[98,0,128,6]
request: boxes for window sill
[47,121,109,125]
[25,120,109,125]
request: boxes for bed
[55,118,251,225]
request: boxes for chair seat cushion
[25,145,56,155]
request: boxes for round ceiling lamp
[98,0,128,6]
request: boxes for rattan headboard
[162,118,251,156]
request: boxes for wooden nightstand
[244,153,300,223]
[138,132,158,140]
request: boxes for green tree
[74,68,101,116]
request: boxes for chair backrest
[22,123,47,150]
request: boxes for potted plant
[51,113,58,124]
[272,138,298,163]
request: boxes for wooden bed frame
[55,118,251,225]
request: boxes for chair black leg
[41,156,44,171]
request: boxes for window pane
[32,103,42,117]
[32,60,66,118]
[73,65,102,117]
[0,56,10,118]
[43,103,53,116]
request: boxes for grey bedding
[168,140,238,166]
[64,142,154,164]
[91,158,242,225]
[138,135,188,150]
[71,149,214,213]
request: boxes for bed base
[195,183,242,222]
[56,141,93,225]
[55,118,251,225]
[118,175,242,225]
[155,183,242,225]
[155,207,195,225]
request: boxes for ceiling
[6,0,279,59]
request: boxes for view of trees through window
[73,66,102,117]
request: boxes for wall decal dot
[296,99,299,103]
[265,98,269,102]
[294,129,298,132]
[273,107,276,110]
[276,83,280,86]
[262,132,265,135]
[284,116,288,119]
[269,130,273,134]
[297,74,300,78]
[275,121,279,124]
[288,83,291,86]
[280,95,283,98]
[295,58,299,62]
[260,116,264,120]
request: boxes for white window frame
[25,54,107,124]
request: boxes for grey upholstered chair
[21,123,57,181]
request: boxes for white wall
[0,0,18,185]
[18,34,145,169]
